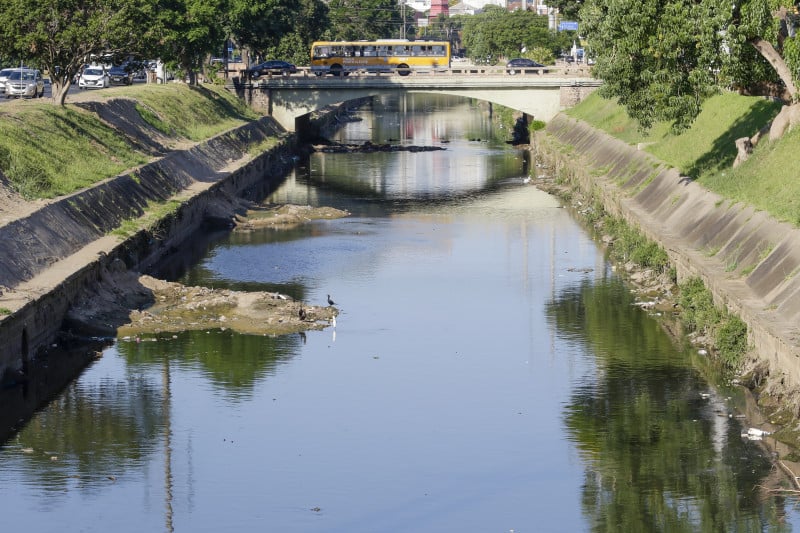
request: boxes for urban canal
[1,94,799,531]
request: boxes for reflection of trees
[11,374,163,492]
[120,329,300,401]
[548,278,786,530]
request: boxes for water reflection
[550,277,787,530]
[119,329,299,400]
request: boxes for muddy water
[1,94,798,532]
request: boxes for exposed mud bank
[63,205,349,339]
[538,114,800,419]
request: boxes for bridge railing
[233,64,594,82]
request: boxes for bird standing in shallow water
[327,294,336,306]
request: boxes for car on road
[0,68,13,94]
[247,60,297,79]
[78,67,110,89]
[506,58,545,74]
[5,68,45,98]
[108,64,134,85]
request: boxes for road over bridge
[230,66,602,131]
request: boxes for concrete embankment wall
[543,114,800,390]
[0,115,301,379]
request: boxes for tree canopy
[460,6,571,64]
[154,0,229,84]
[581,0,800,132]
[0,0,331,104]
[325,0,403,41]
[0,0,153,104]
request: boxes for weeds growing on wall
[678,277,748,368]
[603,216,671,273]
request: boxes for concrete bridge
[231,66,602,131]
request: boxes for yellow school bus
[310,40,451,76]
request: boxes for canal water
[1,94,798,532]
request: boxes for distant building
[400,0,549,18]
[449,2,479,16]
[429,0,450,18]
[468,0,507,7]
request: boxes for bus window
[432,45,444,56]
[313,46,330,59]
[394,45,408,56]
[363,46,375,57]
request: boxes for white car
[78,68,110,89]
[0,68,13,94]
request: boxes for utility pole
[400,0,406,39]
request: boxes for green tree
[154,0,229,83]
[0,0,154,105]
[461,6,566,63]
[550,0,584,20]
[229,0,328,64]
[581,0,800,135]
[325,0,402,41]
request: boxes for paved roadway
[1,79,148,104]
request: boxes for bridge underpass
[231,70,602,132]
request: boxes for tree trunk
[52,81,71,106]
[749,37,798,100]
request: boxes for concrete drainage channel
[0,116,302,385]
[540,114,800,397]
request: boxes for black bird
[299,308,307,321]
[327,294,336,306]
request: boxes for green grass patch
[112,199,183,239]
[704,125,800,226]
[678,277,749,368]
[603,216,671,272]
[0,106,150,199]
[116,84,259,140]
[566,90,800,226]
[565,91,667,145]
[0,84,261,200]
[0,307,11,315]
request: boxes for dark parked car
[108,64,134,85]
[506,58,545,74]
[248,60,297,79]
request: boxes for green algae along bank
[536,106,800,432]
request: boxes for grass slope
[566,92,799,225]
[0,84,260,200]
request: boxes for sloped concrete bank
[0,112,302,381]
[540,115,800,408]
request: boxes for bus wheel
[397,64,410,76]
[330,64,343,76]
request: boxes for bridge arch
[239,72,600,132]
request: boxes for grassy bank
[566,91,800,226]
[0,84,260,200]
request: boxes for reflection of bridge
[230,67,602,131]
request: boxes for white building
[402,0,549,17]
